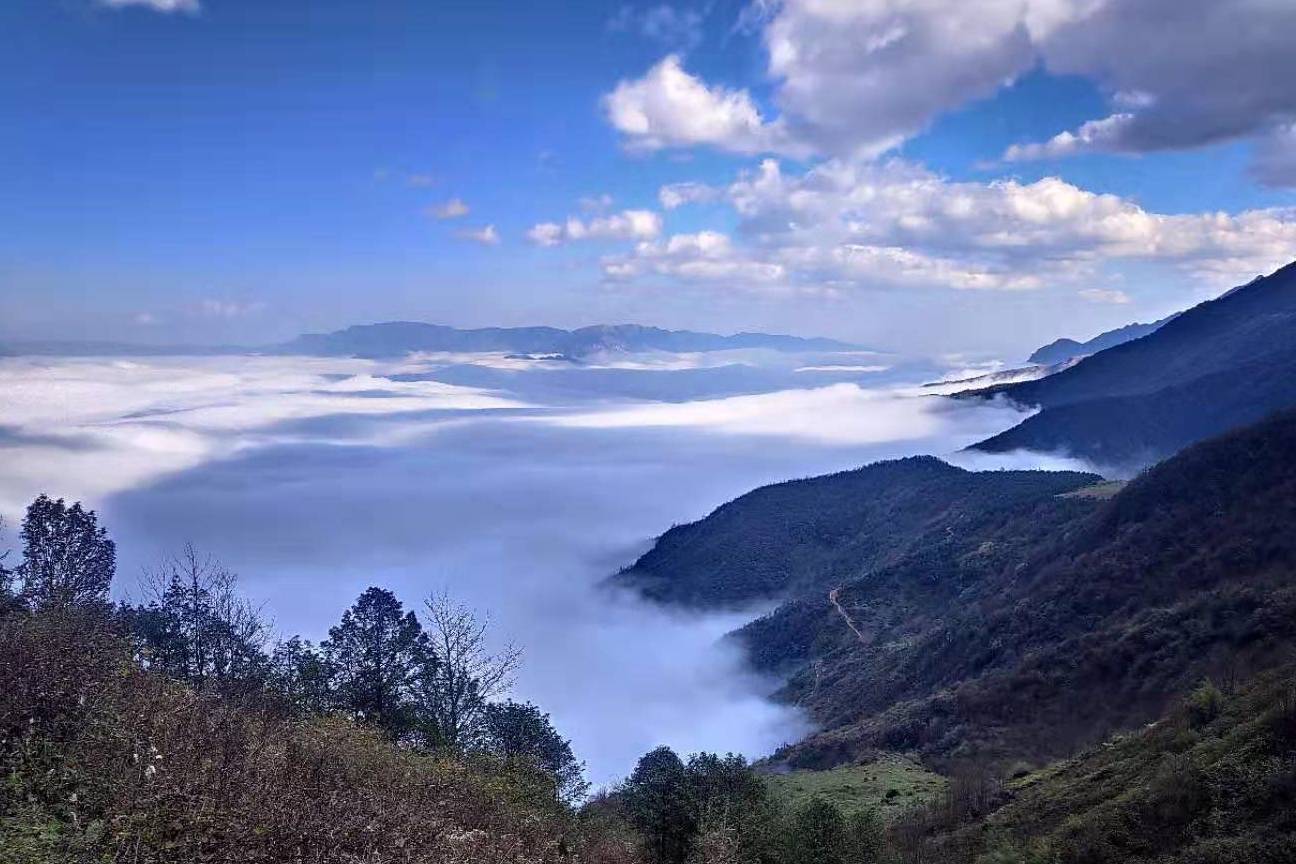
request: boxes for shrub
[0,608,619,864]
[1186,679,1225,729]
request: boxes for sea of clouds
[0,348,1085,786]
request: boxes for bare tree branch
[420,589,522,746]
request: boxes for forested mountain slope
[983,262,1295,410]
[894,665,1296,864]
[614,458,1099,608]
[973,346,1296,468]
[748,408,1296,770]
[964,261,1296,467]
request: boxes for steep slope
[755,409,1296,770]
[974,347,1296,469]
[1026,314,1174,365]
[988,264,1294,410]
[890,666,1296,864]
[614,457,1100,608]
[965,262,1296,466]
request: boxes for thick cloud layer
[0,351,1047,785]
[605,0,1296,183]
[599,159,1296,298]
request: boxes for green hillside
[617,457,1099,608]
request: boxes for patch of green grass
[1058,480,1126,500]
[763,754,946,819]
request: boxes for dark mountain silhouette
[965,261,1296,468]
[1026,314,1175,365]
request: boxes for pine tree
[322,587,434,739]
[16,495,115,611]
[478,700,589,804]
[621,746,696,864]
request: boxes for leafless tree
[420,590,521,746]
[134,544,271,691]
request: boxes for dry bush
[0,610,636,864]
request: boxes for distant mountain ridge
[275,322,861,358]
[0,322,860,360]
[1027,314,1175,365]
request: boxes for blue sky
[3,0,1295,357]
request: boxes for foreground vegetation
[0,497,633,862]
[0,494,895,863]
[903,669,1296,864]
[4,408,1296,861]
[763,757,946,821]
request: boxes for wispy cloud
[428,198,470,220]
[607,4,705,52]
[457,224,501,246]
[659,182,718,210]
[99,0,200,14]
[199,299,266,319]
[1078,288,1132,305]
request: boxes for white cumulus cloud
[527,210,662,247]
[603,0,1296,175]
[602,55,806,157]
[601,157,1296,297]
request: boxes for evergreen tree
[0,516,15,613]
[684,753,775,864]
[621,746,697,864]
[786,797,847,864]
[478,700,589,804]
[322,587,434,739]
[270,636,334,714]
[16,495,115,611]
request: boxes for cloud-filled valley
[0,348,1064,785]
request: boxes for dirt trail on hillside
[828,586,868,645]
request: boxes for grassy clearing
[763,754,946,820]
[1059,480,1127,499]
